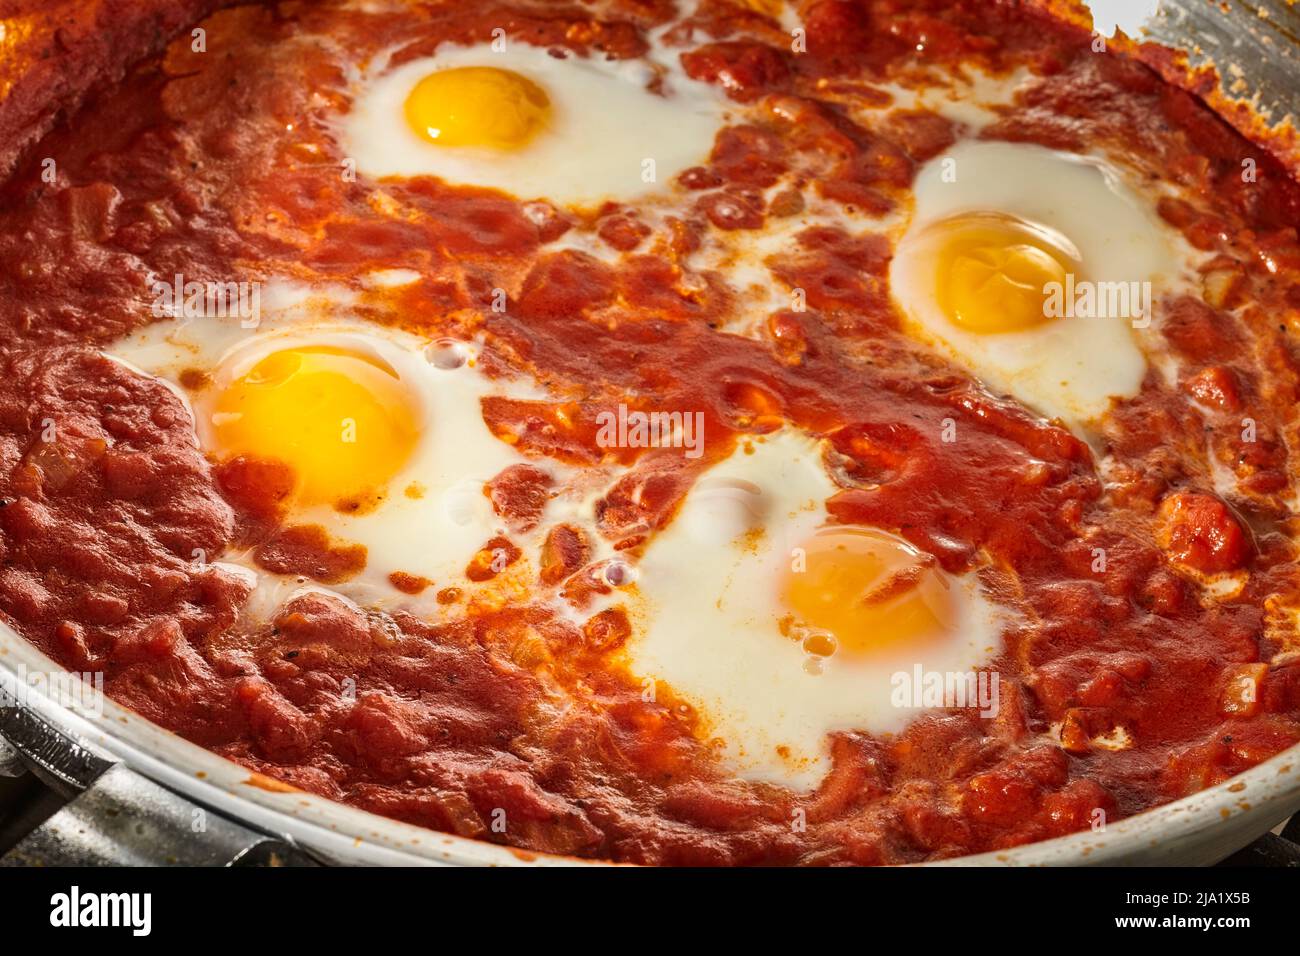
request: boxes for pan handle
[0,687,320,867]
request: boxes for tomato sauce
[0,0,1298,864]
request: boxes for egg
[206,340,423,509]
[625,430,1005,791]
[342,42,727,206]
[891,140,1189,429]
[106,287,571,616]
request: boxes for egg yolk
[781,527,958,658]
[210,346,420,507]
[404,66,551,150]
[931,213,1082,334]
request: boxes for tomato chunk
[1155,492,1250,574]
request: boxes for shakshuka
[0,0,1298,865]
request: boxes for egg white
[341,42,727,207]
[891,140,1189,431]
[105,287,588,619]
[625,430,1005,792]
